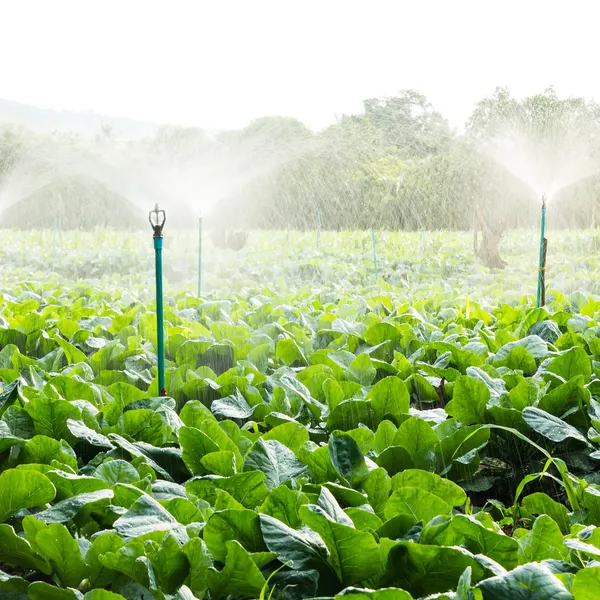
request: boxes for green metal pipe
[198,216,203,297]
[536,195,547,308]
[371,227,378,281]
[149,204,167,396]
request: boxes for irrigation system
[536,194,548,308]
[149,203,167,396]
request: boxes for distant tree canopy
[1,87,600,232]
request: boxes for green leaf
[207,540,266,599]
[420,514,519,570]
[384,487,452,525]
[259,484,308,528]
[179,426,220,475]
[0,524,51,573]
[360,468,391,518]
[521,492,570,534]
[328,432,370,487]
[546,346,591,382]
[147,533,189,594]
[182,537,212,598]
[394,417,438,469]
[262,421,310,454]
[517,515,569,564]
[94,459,140,485]
[201,450,237,476]
[36,523,89,588]
[84,591,127,600]
[476,562,573,599]
[0,420,27,453]
[24,397,80,443]
[391,469,466,507]
[572,565,600,600]
[327,399,376,432]
[22,435,78,470]
[27,582,83,600]
[113,494,185,542]
[244,438,307,490]
[34,489,114,523]
[0,469,56,522]
[369,377,410,424]
[445,375,490,425]
[299,490,381,585]
[522,406,589,444]
[259,513,331,573]
[382,542,484,597]
[203,508,266,562]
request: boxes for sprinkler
[149,204,167,396]
[198,213,203,297]
[536,194,548,308]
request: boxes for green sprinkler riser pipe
[149,203,167,397]
[536,198,547,308]
[154,235,166,396]
[198,216,203,297]
[371,228,378,281]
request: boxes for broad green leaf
[572,566,600,600]
[113,494,185,542]
[522,406,589,444]
[35,489,114,523]
[382,542,484,597]
[369,377,410,424]
[521,492,570,534]
[384,487,452,525]
[420,514,518,570]
[0,469,56,522]
[445,375,489,425]
[259,513,331,573]
[476,562,573,599]
[262,421,310,454]
[259,484,309,529]
[517,515,569,564]
[328,432,370,486]
[0,524,51,573]
[299,497,381,585]
[203,508,266,562]
[391,469,466,507]
[36,523,89,588]
[207,540,266,599]
[244,438,307,490]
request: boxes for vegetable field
[2,229,600,599]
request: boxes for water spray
[198,213,203,297]
[536,194,548,308]
[316,205,321,249]
[371,227,378,281]
[149,204,167,396]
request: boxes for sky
[1,0,600,132]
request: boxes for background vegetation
[1,87,599,232]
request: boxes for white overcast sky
[0,0,598,131]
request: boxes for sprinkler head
[149,203,166,238]
[541,193,547,209]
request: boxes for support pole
[198,215,203,297]
[536,195,547,308]
[371,227,378,281]
[149,204,167,396]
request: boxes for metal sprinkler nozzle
[149,203,166,238]
[541,193,547,209]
